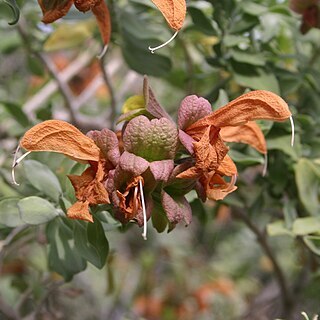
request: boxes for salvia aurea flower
[14,77,293,238]
[36,0,187,57]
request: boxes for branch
[231,208,293,315]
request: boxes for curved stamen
[97,44,108,60]
[262,153,268,177]
[290,115,295,147]
[148,31,178,54]
[139,178,147,240]
[12,146,31,186]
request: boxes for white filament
[97,44,108,60]
[290,115,295,147]
[139,179,147,240]
[148,31,178,54]
[262,153,268,177]
[12,147,31,186]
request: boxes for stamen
[148,31,178,54]
[133,185,138,214]
[262,153,268,177]
[139,179,147,240]
[289,115,295,147]
[97,44,108,60]
[11,147,31,186]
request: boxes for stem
[16,20,79,126]
[99,49,117,130]
[232,208,293,316]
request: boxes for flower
[37,0,111,46]
[289,0,320,33]
[176,91,293,201]
[18,120,119,222]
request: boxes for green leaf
[23,160,62,203]
[303,236,320,256]
[267,135,300,160]
[0,198,25,227]
[267,220,293,237]
[231,50,266,67]
[228,149,264,166]
[241,2,267,16]
[47,219,87,281]
[2,0,20,25]
[0,100,30,127]
[18,196,59,225]
[188,6,217,35]
[231,62,280,94]
[74,219,109,269]
[294,159,320,216]
[292,217,320,236]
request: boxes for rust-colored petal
[74,0,98,12]
[220,121,267,154]
[151,0,186,30]
[206,173,237,201]
[187,90,291,136]
[217,155,237,177]
[68,160,109,206]
[91,0,111,45]
[20,120,100,163]
[38,0,74,23]
[67,200,93,223]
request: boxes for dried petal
[151,0,186,30]
[220,121,267,154]
[217,155,237,176]
[38,0,74,23]
[91,0,112,45]
[206,173,237,201]
[178,95,212,130]
[67,200,93,222]
[289,0,318,13]
[20,120,100,162]
[187,90,292,136]
[74,0,98,12]
[123,115,178,161]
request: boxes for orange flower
[37,0,111,47]
[18,120,119,222]
[177,90,293,201]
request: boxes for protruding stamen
[290,115,295,147]
[148,31,178,54]
[262,153,268,177]
[139,179,147,240]
[97,44,108,60]
[11,148,31,186]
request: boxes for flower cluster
[16,78,292,236]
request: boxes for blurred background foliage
[0,0,320,319]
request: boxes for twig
[16,20,79,125]
[232,208,293,316]
[98,48,117,130]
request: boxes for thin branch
[16,20,79,125]
[232,208,293,316]
[98,48,117,130]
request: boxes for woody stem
[231,208,293,317]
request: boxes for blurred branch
[16,20,80,125]
[0,295,19,320]
[232,208,293,317]
[99,48,117,130]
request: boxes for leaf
[292,217,320,236]
[0,198,25,228]
[231,50,266,67]
[303,236,320,256]
[267,135,299,160]
[294,159,320,216]
[3,0,20,25]
[46,219,87,281]
[23,160,62,202]
[188,6,217,35]
[74,219,109,269]
[0,100,30,127]
[122,95,145,114]
[20,120,100,163]
[151,0,186,30]
[267,220,293,237]
[44,21,95,51]
[18,196,59,225]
